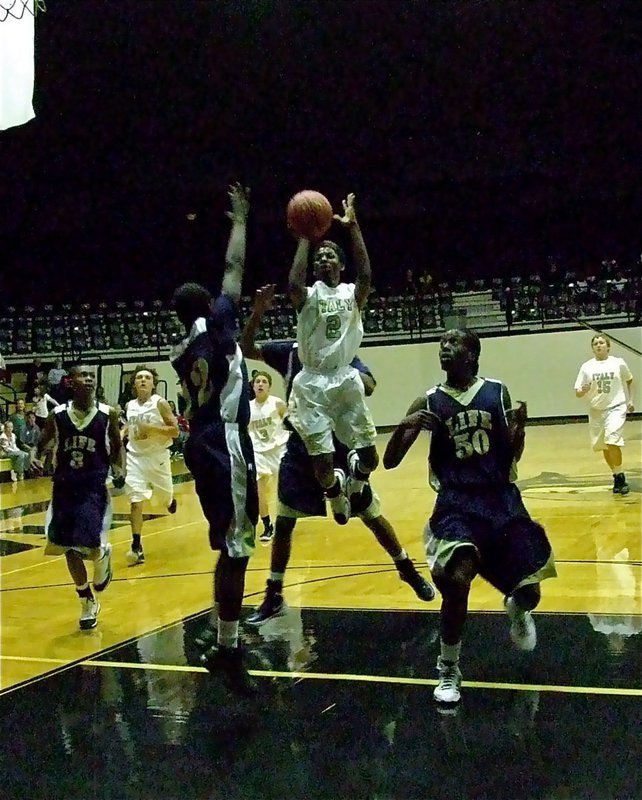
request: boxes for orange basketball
[286,190,333,240]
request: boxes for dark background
[2,0,641,306]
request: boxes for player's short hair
[67,363,93,377]
[314,240,346,267]
[171,282,212,328]
[130,365,159,389]
[591,333,611,347]
[461,329,481,362]
[253,370,272,387]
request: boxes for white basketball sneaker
[93,543,113,592]
[434,656,462,704]
[505,596,537,651]
[328,468,351,525]
[79,597,100,630]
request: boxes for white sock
[393,549,408,562]
[440,640,461,664]
[506,596,527,617]
[217,619,239,650]
[269,571,285,583]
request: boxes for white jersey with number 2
[296,281,363,373]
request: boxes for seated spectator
[21,411,41,474]
[8,399,28,447]
[0,420,30,481]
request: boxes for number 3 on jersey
[453,429,490,459]
[325,314,341,341]
[70,450,84,469]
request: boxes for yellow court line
[3,655,641,697]
[0,520,203,577]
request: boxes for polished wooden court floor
[1,420,640,800]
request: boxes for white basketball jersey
[249,395,288,453]
[296,281,363,372]
[126,394,172,454]
[574,356,632,411]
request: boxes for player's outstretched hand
[400,409,442,433]
[226,182,250,222]
[333,193,357,226]
[506,401,528,460]
[253,284,276,314]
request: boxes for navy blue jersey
[170,294,251,433]
[52,402,111,484]
[261,341,374,401]
[427,378,515,489]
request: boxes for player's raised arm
[288,238,310,312]
[334,193,371,309]
[383,396,440,470]
[222,182,250,302]
[239,284,276,360]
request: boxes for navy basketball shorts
[425,484,556,595]
[185,421,258,558]
[45,477,112,556]
[277,432,379,520]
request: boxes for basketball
[286,190,333,240]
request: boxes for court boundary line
[2,655,641,697]
[2,600,641,697]
[3,557,641,592]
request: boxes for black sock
[132,534,142,549]
[325,478,341,498]
[354,464,370,481]
[261,515,271,529]
[76,585,94,600]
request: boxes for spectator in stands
[403,268,418,296]
[24,356,46,400]
[504,286,516,331]
[168,400,189,458]
[0,351,7,383]
[48,358,67,394]
[418,269,434,297]
[21,411,40,473]
[8,399,28,447]
[0,420,30,481]
[118,376,135,412]
[32,383,59,429]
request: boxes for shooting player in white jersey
[287,193,378,525]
